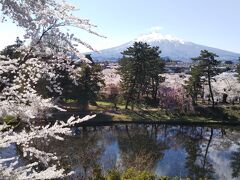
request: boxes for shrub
[106,169,121,180]
[92,165,105,180]
[3,115,17,125]
[121,168,157,180]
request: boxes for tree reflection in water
[117,124,168,171]
[231,148,240,178]
[30,127,104,179]
[185,128,214,179]
[23,124,240,179]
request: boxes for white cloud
[135,31,185,44]
[149,26,164,33]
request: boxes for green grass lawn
[96,101,126,109]
[89,101,240,124]
[94,101,171,121]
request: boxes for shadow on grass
[195,106,239,122]
[90,113,113,122]
[48,103,240,126]
[127,109,158,121]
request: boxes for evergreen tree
[192,50,220,108]
[185,65,204,105]
[61,55,104,110]
[76,62,104,109]
[118,42,164,109]
[35,54,104,110]
[147,55,165,102]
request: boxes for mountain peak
[89,31,239,62]
[134,32,185,44]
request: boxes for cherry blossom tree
[158,85,194,114]
[0,115,95,179]
[0,0,102,52]
[0,0,103,178]
[0,0,103,121]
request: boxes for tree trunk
[125,85,134,110]
[192,83,197,105]
[152,77,159,103]
[203,128,213,170]
[201,85,205,104]
[137,84,141,102]
[207,71,215,108]
[222,93,228,103]
[125,77,137,109]
[125,99,130,109]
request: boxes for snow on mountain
[134,32,185,44]
[89,32,240,62]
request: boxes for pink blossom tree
[158,85,194,115]
[0,0,103,120]
[0,0,102,178]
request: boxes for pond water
[1,124,240,179]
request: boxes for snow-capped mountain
[89,32,240,62]
[135,32,185,44]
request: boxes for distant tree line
[118,45,240,113]
[3,39,238,113]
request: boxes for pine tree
[118,42,164,109]
[192,50,220,108]
[147,57,165,102]
[60,55,104,110]
[34,54,104,110]
[185,65,204,105]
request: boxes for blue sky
[1,0,240,53]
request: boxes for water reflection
[231,148,240,178]
[184,128,214,179]
[2,124,240,179]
